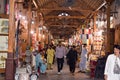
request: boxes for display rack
[0,18,9,73]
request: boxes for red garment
[37,67,40,74]
[38,44,42,52]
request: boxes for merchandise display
[0,18,9,73]
[0,53,7,68]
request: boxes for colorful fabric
[35,53,46,73]
[46,48,55,64]
[79,47,87,70]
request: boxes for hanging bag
[113,57,120,74]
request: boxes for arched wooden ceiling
[31,0,111,39]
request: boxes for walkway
[0,62,93,80]
[39,61,91,80]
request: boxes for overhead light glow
[31,21,35,24]
[31,30,34,34]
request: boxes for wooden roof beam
[34,7,93,12]
[46,24,79,28]
[32,0,39,8]
[44,16,85,19]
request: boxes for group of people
[32,41,88,76]
[33,43,55,75]
[34,41,120,80]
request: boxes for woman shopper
[46,45,55,70]
[35,50,47,75]
[66,46,78,75]
[104,45,120,80]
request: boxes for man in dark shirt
[66,46,78,75]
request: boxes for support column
[28,0,32,46]
[5,0,15,80]
[106,2,111,52]
[36,15,39,41]
[93,13,97,32]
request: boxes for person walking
[46,45,55,70]
[104,45,120,80]
[55,42,66,74]
[66,46,78,75]
[79,44,88,73]
[38,41,42,52]
[35,50,47,75]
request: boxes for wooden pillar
[106,2,111,52]
[36,15,39,41]
[93,13,97,32]
[27,0,32,46]
[5,0,15,80]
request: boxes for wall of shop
[111,0,120,45]
[114,7,120,25]
[114,1,120,45]
[113,0,120,26]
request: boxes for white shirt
[104,54,120,80]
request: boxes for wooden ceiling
[31,0,107,39]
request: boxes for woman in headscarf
[35,50,47,75]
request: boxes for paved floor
[0,62,94,80]
[39,62,92,80]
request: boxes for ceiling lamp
[58,12,70,16]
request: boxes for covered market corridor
[0,0,120,80]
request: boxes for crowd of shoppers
[30,41,120,80]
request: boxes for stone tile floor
[39,63,92,80]
[0,62,96,80]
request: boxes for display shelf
[0,68,5,73]
[0,51,8,53]
[0,34,8,36]
[0,18,8,73]
[0,14,9,19]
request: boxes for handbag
[113,58,120,74]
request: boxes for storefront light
[43,34,45,38]
[31,30,34,34]
[96,21,98,24]
[31,20,35,24]
[110,16,113,21]
[19,14,22,18]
